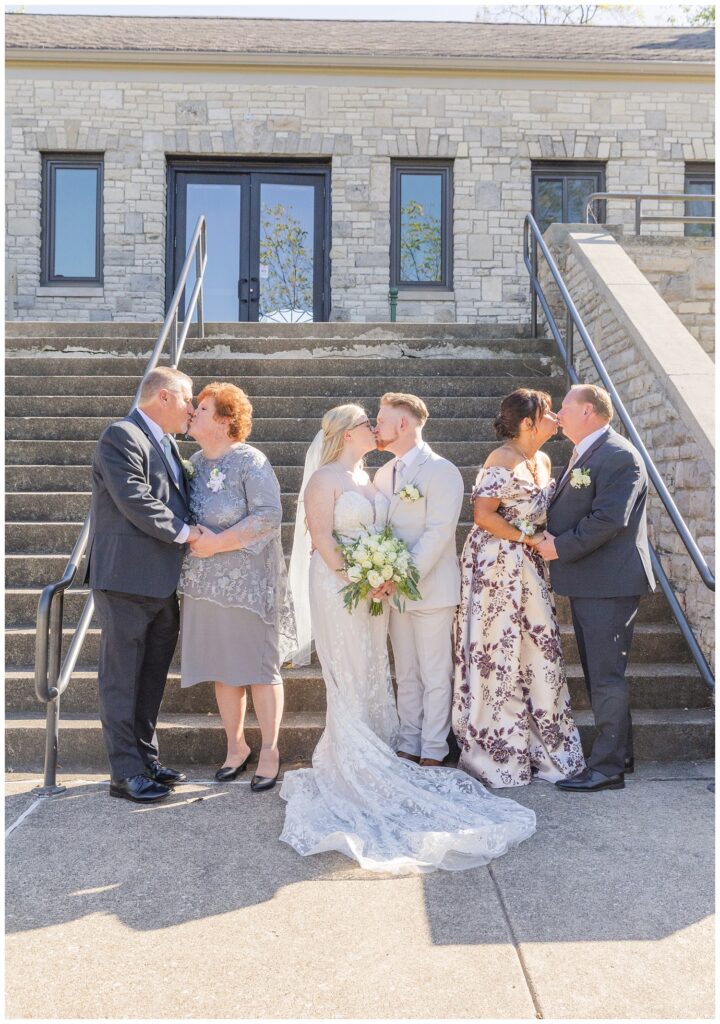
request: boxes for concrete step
[7,334,556,358]
[6,373,565,398]
[5,707,714,772]
[5,416,544,443]
[6,462,571,494]
[6,660,709,715]
[4,586,674,628]
[4,622,694,670]
[6,355,557,378]
[6,438,572,467]
[6,393,557,420]
[5,321,536,341]
[7,514,580,556]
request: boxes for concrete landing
[5,761,715,1020]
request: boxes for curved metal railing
[523,213,714,690]
[33,216,208,794]
[586,191,715,235]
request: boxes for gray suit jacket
[546,427,655,599]
[84,409,192,598]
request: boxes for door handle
[238,277,249,303]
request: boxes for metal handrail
[33,215,208,794]
[586,192,715,235]
[523,213,714,691]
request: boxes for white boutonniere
[181,459,195,480]
[398,484,422,503]
[207,467,226,492]
[512,516,536,538]
[570,467,592,489]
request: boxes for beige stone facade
[5,49,714,322]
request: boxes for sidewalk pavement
[5,760,715,1020]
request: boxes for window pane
[685,179,714,238]
[259,182,315,322]
[53,167,98,278]
[535,178,563,233]
[400,173,443,283]
[186,182,242,321]
[567,176,600,223]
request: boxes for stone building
[5,13,715,323]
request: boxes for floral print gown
[452,466,586,788]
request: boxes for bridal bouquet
[335,525,421,616]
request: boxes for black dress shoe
[556,768,625,792]
[250,761,281,792]
[624,757,635,775]
[110,774,171,802]
[215,753,252,782]
[145,760,187,786]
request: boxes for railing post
[635,197,642,236]
[565,307,574,384]
[530,235,538,338]
[196,229,205,340]
[389,287,398,323]
[170,310,179,367]
[33,594,66,795]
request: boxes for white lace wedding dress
[279,488,536,873]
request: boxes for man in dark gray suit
[85,367,204,802]
[537,384,654,792]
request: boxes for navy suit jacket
[546,427,655,599]
[84,409,192,598]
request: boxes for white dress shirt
[393,442,424,491]
[573,424,610,460]
[136,409,189,544]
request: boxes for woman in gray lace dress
[178,383,296,790]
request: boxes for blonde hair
[319,404,367,468]
[379,392,429,427]
[571,384,614,422]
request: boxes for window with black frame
[390,162,452,289]
[685,163,715,238]
[532,162,606,234]
[41,154,103,286]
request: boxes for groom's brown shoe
[556,768,625,792]
[397,751,420,764]
[419,758,445,767]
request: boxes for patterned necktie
[392,459,405,494]
[161,434,179,482]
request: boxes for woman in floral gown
[452,388,586,788]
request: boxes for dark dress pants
[94,588,180,780]
[570,595,640,777]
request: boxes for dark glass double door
[171,165,328,322]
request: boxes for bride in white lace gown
[280,404,536,873]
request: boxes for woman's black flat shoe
[214,754,251,782]
[250,763,281,792]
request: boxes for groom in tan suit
[374,393,464,766]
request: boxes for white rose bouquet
[334,525,421,617]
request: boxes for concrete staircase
[5,322,713,772]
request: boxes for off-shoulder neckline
[478,464,551,491]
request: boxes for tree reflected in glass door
[259,183,315,322]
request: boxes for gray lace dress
[178,444,296,687]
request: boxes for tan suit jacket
[374,442,463,611]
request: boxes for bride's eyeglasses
[349,419,373,431]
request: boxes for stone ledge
[36,286,104,298]
[548,224,714,466]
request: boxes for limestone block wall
[540,227,715,663]
[613,234,715,357]
[5,68,715,322]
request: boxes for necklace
[509,443,539,485]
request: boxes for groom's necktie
[161,434,180,483]
[392,459,405,494]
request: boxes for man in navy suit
[537,384,654,792]
[85,367,205,802]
